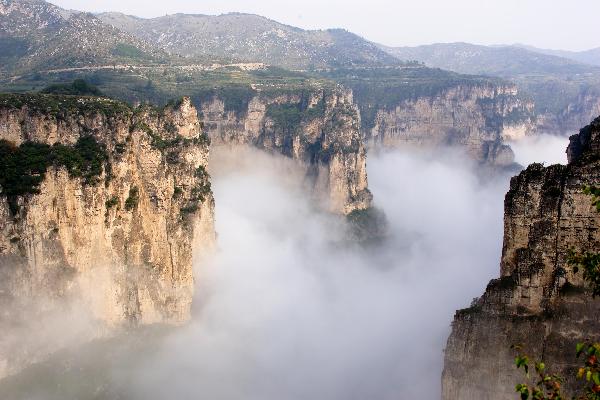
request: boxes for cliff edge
[0,94,215,377]
[442,116,600,399]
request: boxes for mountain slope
[380,42,600,77]
[514,44,600,67]
[98,12,400,70]
[0,0,166,76]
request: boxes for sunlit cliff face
[0,137,568,400]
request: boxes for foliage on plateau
[40,79,104,97]
[265,97,326,133]
[0,93,131,119]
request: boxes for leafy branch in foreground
[512,343,600,400]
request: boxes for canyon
[1,1,600,399]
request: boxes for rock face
[536,89,600,136]
[0,94,215,377]
[366,83,534,167]
[442,117,600,399]
[200,87,372,214]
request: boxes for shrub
[0,136,107,196]
[172,186,183,198]
[41,79,104,97]
[180,201,199,215]
[124,186,139,211]
[105,196,119,209]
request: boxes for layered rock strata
[365,83,534,167]
[0,94,215,377]
[442,116,600,399]
[200,88,372,214]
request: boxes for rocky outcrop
[365,83,534,167]
[442,117,600,399]
[199,87,372,214]
[0,94,215,377]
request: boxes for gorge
[0,1,599,399]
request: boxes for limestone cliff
[365,83,534,167]
[199,87,372,214]
[0,94,215,377]
[442,117,600,399]
[535,89,600,136]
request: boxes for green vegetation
[490,275,518,290]
[265,97,326,133]
[52,136,108,185]
[346,206,388,244]
[41,79,104,97]
[0,37,30,59]
[567,185,600,297]
[180,202,199,215]
[105,196,119,209]
[147,132,210,151]
[191,166,212,202]
[585,186,600,212]
[512,343,600,400]
[124,186,139,211]
[111,43,150,60]
[456,302,483,317]
[0,93,132,119]
[172,186,183,198]
[568,251,600,298]
[0,136,107,214]
[0,65,329,112]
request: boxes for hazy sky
[48,0,599,51]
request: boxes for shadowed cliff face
[200,88,372,214]
[365,83,533,167]
[442,117,600,400]
[0,94,215,378]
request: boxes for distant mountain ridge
[379,42,600,77]
[97,12,400,70]
[513,43,600,67]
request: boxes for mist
[0,137,570,400]
[510,134,570,166]
[122,147,508,400]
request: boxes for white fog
[0,136,569,400]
